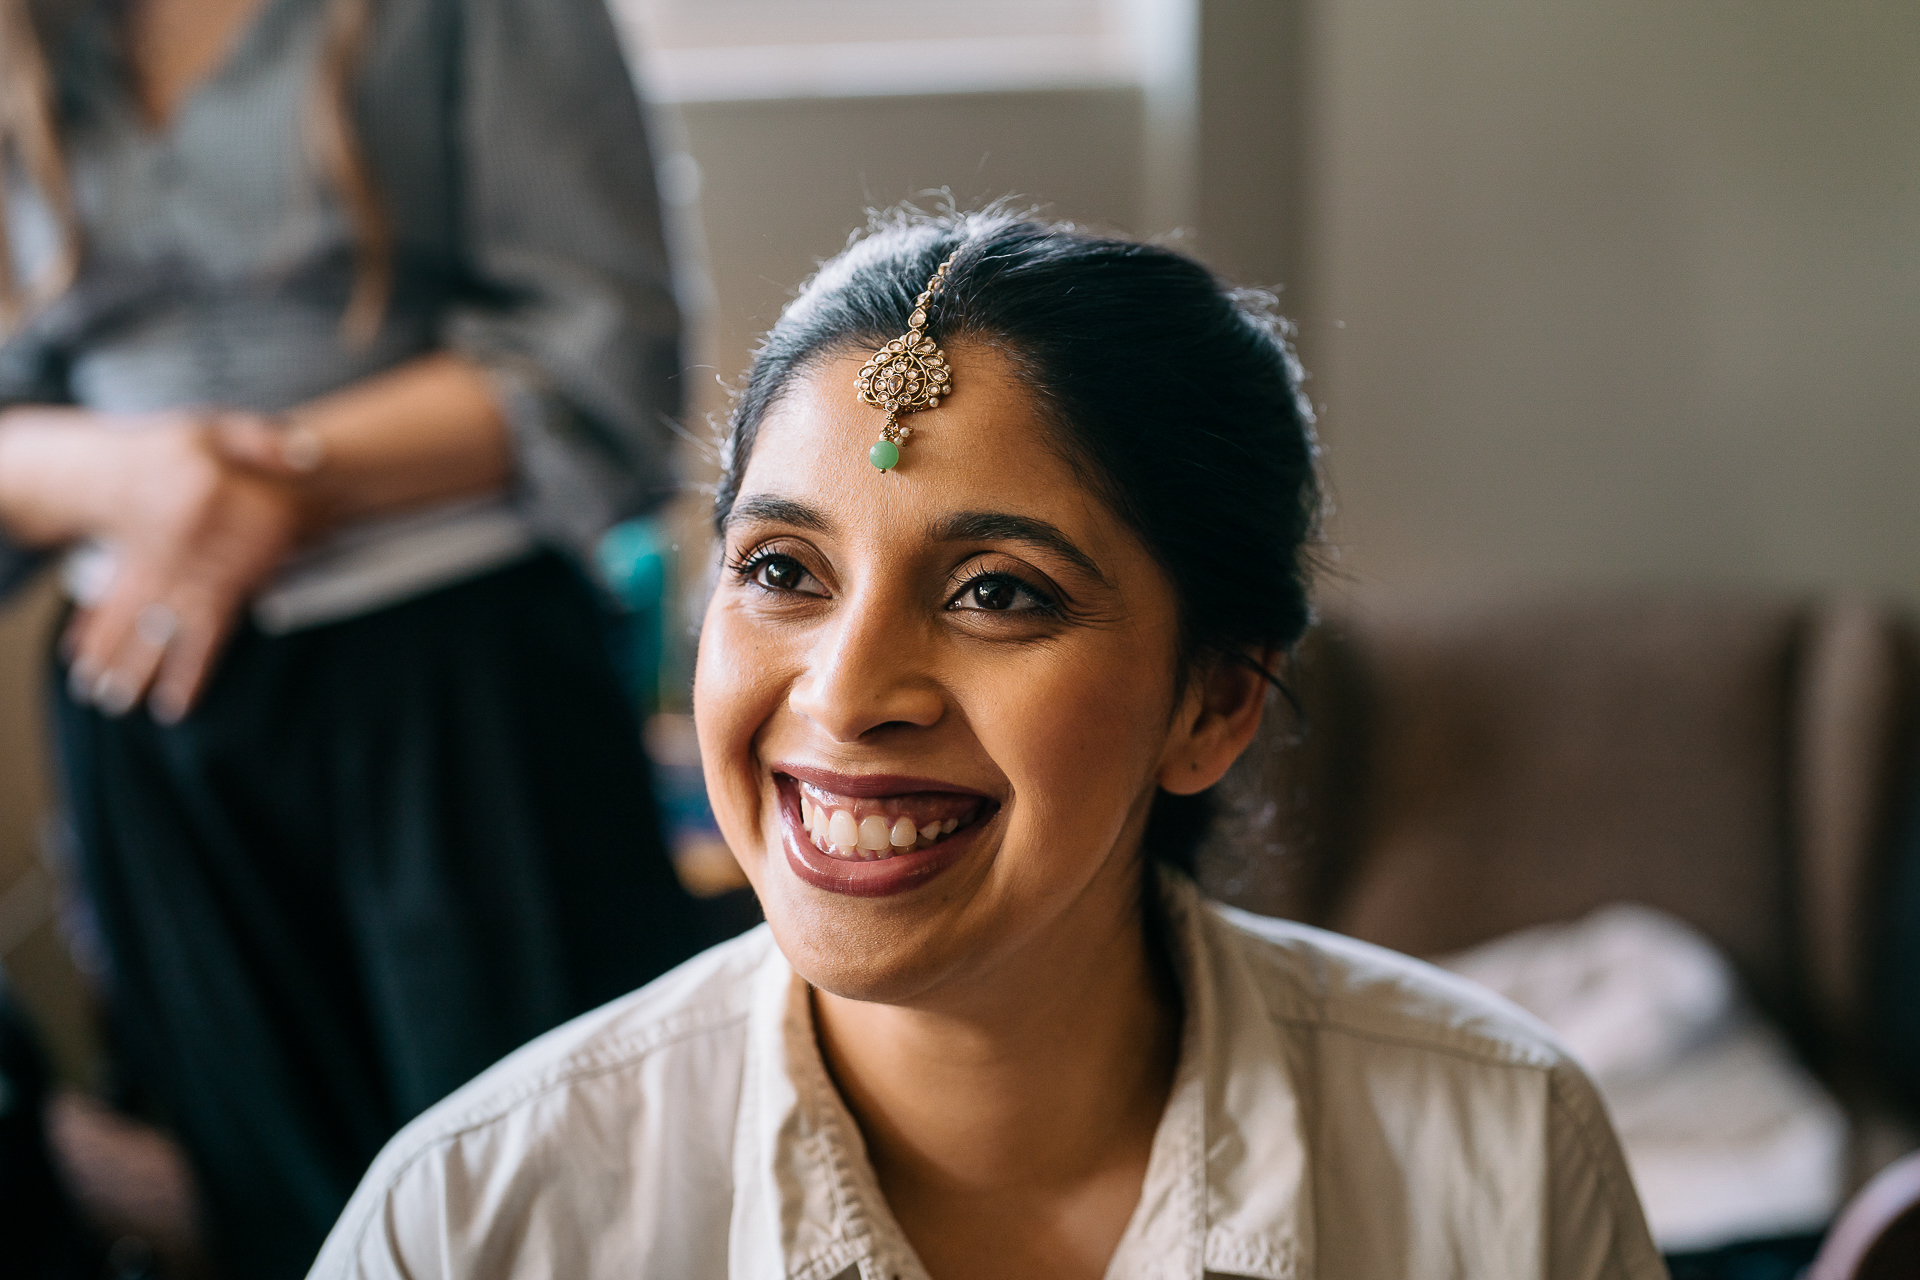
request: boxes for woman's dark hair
[717,208,1321,875]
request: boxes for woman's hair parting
[718,208,1322,875]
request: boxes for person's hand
[65,416,310,723]
[208,410,328,480]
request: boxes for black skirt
[50,553,712,1279]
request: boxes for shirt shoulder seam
[337,1000,755,1257]
[1274,1005,1562,1073]
[1545,1066,1648,1277]
[441,1001,752,1137]
[1207,905,1565,1071]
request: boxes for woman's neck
[812,869,1181,1280]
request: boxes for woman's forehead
[735,343,1120,558]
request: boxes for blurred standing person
[0,0,708,1274]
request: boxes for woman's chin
[761,901,967,1005]
[750,823,1005,1005]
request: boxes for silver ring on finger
[135,602,179,649]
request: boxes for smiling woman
[308,212,1666,1280]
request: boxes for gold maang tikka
[855,249,959,472]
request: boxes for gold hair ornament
[856,250,958,472]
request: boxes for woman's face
[695,343,1215,1005]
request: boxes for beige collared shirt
[308,878,1665,1280]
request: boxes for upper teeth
[797,791,967,860]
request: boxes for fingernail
[68,662,98,703]
[150,695,185,726]
[94,673,136,717]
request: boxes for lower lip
[779,787,986,898]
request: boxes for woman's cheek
[693,604,782,869]
[973,649,1166,862]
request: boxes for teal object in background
[596,517,671,715]
[596,518,736,895]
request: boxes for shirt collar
[734,875,1314,1280]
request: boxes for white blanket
[1437,904,1845,1252]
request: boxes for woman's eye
[951,574,1054,614]
[743,553,820,594]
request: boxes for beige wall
[1296,0,1920,606]
[673,87,1148,431]
[1195,1,1309,296]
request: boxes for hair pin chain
[855,250,959,472]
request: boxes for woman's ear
[1155,647,1277,797]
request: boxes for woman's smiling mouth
[774,767,997,895]
[796,780,984,860]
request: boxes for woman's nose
[787,591,943,742]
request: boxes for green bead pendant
[869,439,901,472]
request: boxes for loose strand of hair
[306,0,391,346]
[0,0,81,331]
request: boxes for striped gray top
[0,0,680,629]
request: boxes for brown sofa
[1200,590,1919,1186]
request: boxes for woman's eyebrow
[725,494,832,534]
[930,510,1110,585]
